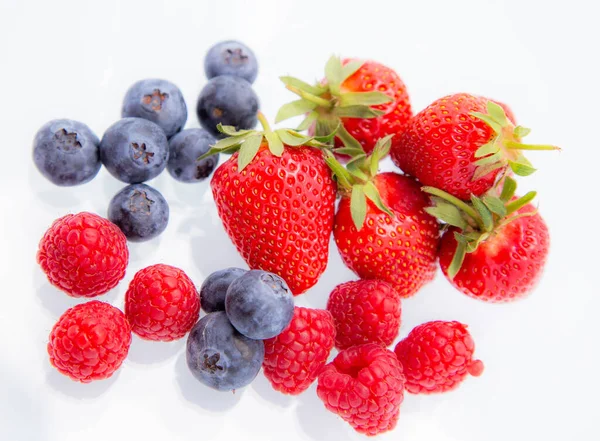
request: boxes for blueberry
[107,183,169,242]
[200,268,247,313]
[204,40,258,84]
[225,270,294,340]
[186,312,264,391]
[196,76,259,137]
[32,119,101,186]
[122,79,187,138]
[100,118,169,183]
[167,129,219,183]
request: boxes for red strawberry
[263,306,335,395]
[423,177,549,302]
[390,93,558,200]
[328,139,439,297]
[277,56,411,158]
[394,320,484,394]
[207,114,337,295]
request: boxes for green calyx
[275,55,392,145]
[422,176,538,279]
[199,112,336,172]
[470,101,560,180]
[325,135,395,230]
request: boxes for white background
[0,0,597,440]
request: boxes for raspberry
[263,306,335,395]
[125,264,200,341]
[37,212,129,297]
[317,344,405,436]
[327,280,401,350]
[394,321,484,394]
[48,301,131,383]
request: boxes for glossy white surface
[0,0,597,440]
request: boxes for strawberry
[423,177,550,302]
[276,56,412,158]
[205,114,337,295]
[327,137,439,298]
[390,93,558,200]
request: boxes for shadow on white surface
[295,384,353,440]
[127,335,185,365]
[46,366,119,399]
[174,352,245,411]
[28,166,83,209]
[250,371,294,408]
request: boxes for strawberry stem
[504,141,560,151]
[257,111,272,133]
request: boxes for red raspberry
[48,301,132,383]
[317,344,405,436]
[37,212,129,297]
[327,280,401,350]
[394,321,484,394]
[125,264,200,341]
[263,306,335,395]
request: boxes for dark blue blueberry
[107,183,169,242]
[196,76,259,137]
[204,40,258,84]
[32,119,101,186]
[167,129,219,183]
[186,312,264,391]
[225,270,294,340]
[100,118,169,183]
[200,268,247,313]
[122,79,188,138]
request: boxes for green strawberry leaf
[324,55,343,96]
[482,195,507,217]
[265,132,284,156]
[335,124,363,152]
[279,76,326,96]
[470,111,502,134]
[425,201,468,230]
[448,234,468,279]
[275,99,318,123]
[506,191,537,215]
[217,124,253,137]
[341,59,363,83]
[315,117,340,138]
[275,129,309,146]
[474,151,503,166]
[500,176,517,202]
[473,161,505,180]
[297,111,319,131]
[333,105,385,119]
[324,153,353,190]
[509,158,536,176]
[364,181,393,218]
[368,135,393,176]
[338,91,392,107]
[470,195,493,232]
[474,141,500,158]
[486,101,509,127]
[350,184,367,230]
[346,160,370,181]
[237,134,263,171]
[334,147,366,157]
[513,125,531,139]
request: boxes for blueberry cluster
[32,40,259,242]
[187,268,293,391]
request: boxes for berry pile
[35,40,558,436]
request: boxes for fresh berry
[32,119,101,186]
[125,264,200,341]
[277,56,411,157]
[99,117,169,183]
[317,343,405,436]
[186,311,264,391]
[327,280,401,350]
[107,183,169,242]
[199,267,247,313]
[390,94,558,200]
[37,212,129,297]
[394,321,484,394]
[423,177,550,302]
[167,128,218,182]
[263,307,335,395]
[333,171,439,297]
[439,202,549,302]
[204,40,258,84]
[47,301,132,383]
[121,79,188,138]
[196,76,259,137]
[225,270,294,340]
[208,116,337,295]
